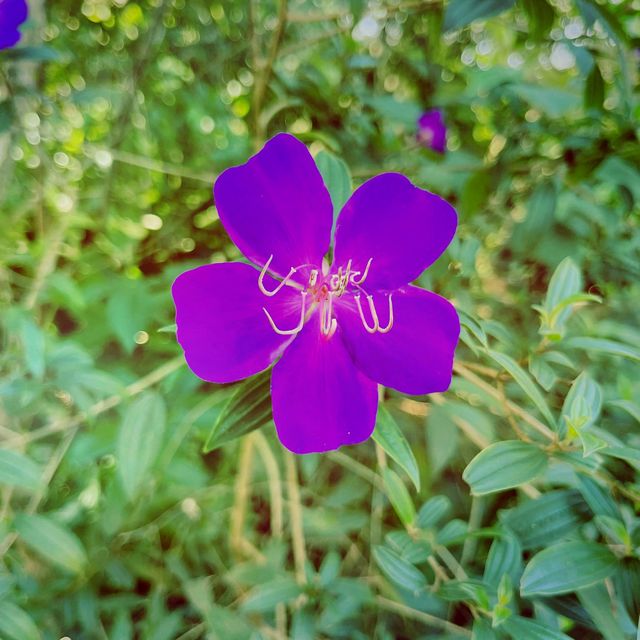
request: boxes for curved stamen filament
[354,294,378,334]
[258,254,297,296]
[320,292,337,337]
[350,258,373,286]
[354,293,394,334]
[263,292,307,335]
[377,294,394,333]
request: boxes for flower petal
[333,173,457,291]
[337,286,460,395]
[213,133,333,279]
[172,262,302,384]
[271,318,378,454]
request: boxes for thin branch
[284,451,307,585]
[375,596,472,637]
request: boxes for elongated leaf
[487,350,556,428]
[565,337,640,362]
[576,474,621,520]
[521,541,617,596]
[513,182,557,252]
[444,0,515,31]
[382,467,416,526]
[14,513,87,574]
[241,578,303,613]
[502,490,588,549]
[562,372,602,434]
[608,399,640,424]
[373,407,420,491]
[417,495,451,529]
[116,391,167,500]
[315,150,352,221]
[20,318,45,379]
[372,545,426,593]
[502,615,572,640]
[0,602,41,640]
[473,619,499,640]
[578,584,626,640]
[545,257,582,312]
[204,370,272,452]
[484,534,522,588]
[463,441,548,495]
[0,449,43,492]
[601,447,640,468]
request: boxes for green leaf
[463,441,548,496]
[484,534,522,588]
[561,371,602,436]
[585,62,605,111]
[444,0,515,31]
[0,602,42,640]
[487,350,556,428]
[601,446,640,467]
[576,0,627,44]
[372,407,420,491]
[372,545,427,593]
[106,280,155,354]
[502,490,588,549]
[545,257,582,313]
[608,399,640,424]
[0,449,43,492]
[14,513,87,574]
[241,578,303,613]
[203,370,272,452]
[501,615,572,640]
[382,467,416,527]
[575,474,621,520]
[20,317,46,379]
[519,0,555,39]
[116,391,167,500]
[513,182,557,252]
[512,84,580,118]
[473,618,499,640]
[520,541,617,597]
[564,337,640,362]
[416,495,451,529]
[426,403,459,475]
[315,150,352,222]
[577,584,627,640]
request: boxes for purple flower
[0,0,28,50]
[417,109,447,154]
[172,134,459,454]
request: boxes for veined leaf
[315,150,352,222]
[241,578,303,613]
[0,602,41,640]
[417,495,451,529]
[521,541,617,596]
[116,391,167,500]
[203,369,272,452]
[502,615,572,640]
[372,545,426,593]
[487,350,556,428]
[0,449,43,492]
[565,337,640,363]
[463,441,547,495]
[373,406,420,491]
[382,467,416,527]
[444,0,515,31]
[14,513,87,574]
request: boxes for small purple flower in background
[417,109,447,154]
[0,0,28,50]
[172,134,459,454]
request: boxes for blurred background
[1,0,639,638]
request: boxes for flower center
[258,254,393,338]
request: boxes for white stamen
[350,258,373,285]
[263,292,307,335]
[321,292,336,337]
[354,292,393,334]
[258,254,297,296]
[377,294,394,333]
[308,269,318,287]
[354,294,378,334]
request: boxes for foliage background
[1,0,639,638]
